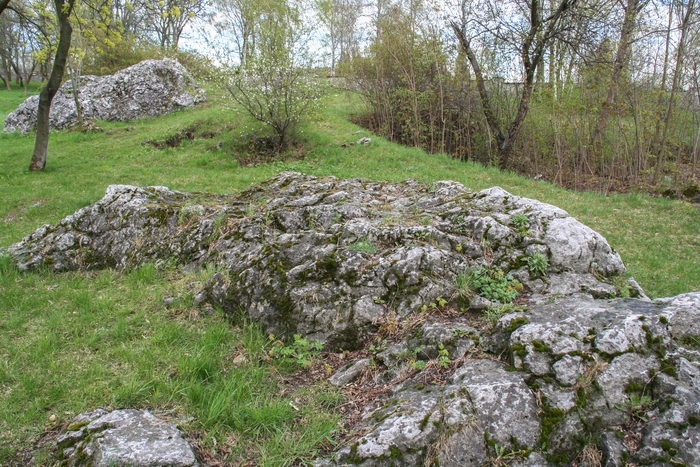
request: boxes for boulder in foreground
[55,409,199,467]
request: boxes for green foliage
[525,252,548,276]
[455,271,474,301]
[268,334,323,370]
[437,344,450,369]
[615,392,653,422]
[348,237,376,254]
[410,359,427,370]
[469,267,522,304]
[368,338,388,355]
[481,306,508,328]
[512,214,529,230]
[420,296,448,312]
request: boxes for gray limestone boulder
[3,59,205,134]
[55,409,198,467]
[318,291,700,466]
[8,172,627,350]
[323,359,540,467]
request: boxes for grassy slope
[2,89,698,297]
[0,85,699,465]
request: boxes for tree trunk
[1,54,10,91]
[653,0,695,185]
[650,5,674,154]
[29,0,74,171]
[451,0,573,169]
[592,0,644,157]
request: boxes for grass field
[1,83,699,466]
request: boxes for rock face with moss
[7,173,700,466]
[8,172,627,349]
[3,59,205,134]
[318,293,700,466]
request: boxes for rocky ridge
[7,172,699,466]
[8,172,627,349]
[3,59,205,134]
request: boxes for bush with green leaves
[468,266,521,303]
[225,59,328,151]
[222,0,328,151]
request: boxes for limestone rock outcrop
[8,172,627,349]
[320,293,700,466]
[3,59,205,134]
[7,173,700,466]
[55,409,199,467]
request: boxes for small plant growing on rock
[437,344,451,369]
[410,359,427,371]
[368,339,388,355]
[455,271,474,300]
[525,252,548,276]
[482,306,504,328]
[512,214,529,229]
[616,391,653,422]
[511,213,530,235]
[349,237,376,254]
[469,267,522,303]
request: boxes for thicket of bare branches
[344,0,700,194]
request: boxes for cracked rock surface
[8,172,627,350]
[55,409,198,467]
[3,59,205,134]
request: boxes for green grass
[0,258,340,465]
[0,83,699,465]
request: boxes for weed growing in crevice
[469,267,522,304]
[525,252,548,277]
[348,237,376,254]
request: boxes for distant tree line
[341,0,700,193]
[3,0,700,192]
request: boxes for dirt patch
[142,122,219,149]
[231,134,306,167]
[3,199,46,223]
